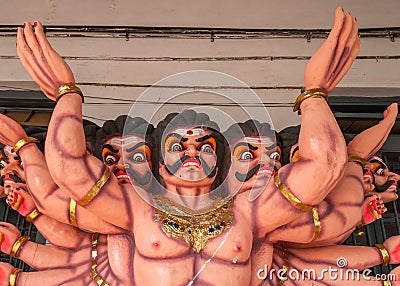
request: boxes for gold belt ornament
[154,196,234,253]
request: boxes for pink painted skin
[4,184,93,249]
[0,227,131,286]
[264,103,397,247]
[361,195,386,225]
[252,106,397,285]
[0,115,122,234]
[269,241,400,286]
[9,5,398,286]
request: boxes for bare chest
[133,202,253,263]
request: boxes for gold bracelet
[368,201,382,220]
[10,236,29,258]
[293,88,328,114]
[69,199,78,227]
[348,155,367,169]
[13,137,40,155]
[55,83,84,103]
[383,279,392,286]
[9,268,21,286]
[375,244,390,266]
[311,207,321,242]
[78,167,111,206]
[25,209,42,222]
[274,172,313,211]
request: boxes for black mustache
[0,174,24,187]
[235,164,264,183]
[165,155,216,178]
[165,155,191,175]
[197,156,216,178]
[125,168,151,186]
[374,180,397,193]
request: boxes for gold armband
[274,172,313,211]
[9,268,21,286]
[274,172,321,242]
[13,137,40,155]
[55,83,84,103]
[10,236,29,258]
[69,199,78,227]
[311,207,321,242]
[25,209,42,222]
[375,243,390,266]
[77,167,111,206]
[348,155,367,169]
[293,88,328,114]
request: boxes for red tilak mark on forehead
[187,130,193,135]
[257,139,261,143]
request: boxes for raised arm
[347,103,398,159]
[278,7,359,205]
[16,22,132,230]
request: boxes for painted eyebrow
[165,133,188,143]
[370,160,386,169]
[233,142,258,151]
[0,150,7,161]
[265,143,277,151]
[102,144,119,154]
[291,145,299,157]
[14,156,21,161]
[195,135,212,143]
[125,142,147,153]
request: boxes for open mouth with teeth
[4,177,16,187]
[255,166,274,176]
[114,170,133,183]
[182,159,201,169]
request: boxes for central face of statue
[160,128,218,190]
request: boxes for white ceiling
[0,0,399,130]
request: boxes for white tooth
[183,162,199,167]
[117,175,129,179]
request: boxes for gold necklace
[153,196,234,253]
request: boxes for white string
[187,226,234,286]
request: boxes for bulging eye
[200,144,214,154]
[270,151,280,161]
[169,142,183,152]
[0,160,7,169]
[376,168,385,176]
[18,161,24,170]
[104,154,118,166]
[131,152,145,163]
[240,151,253,160]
